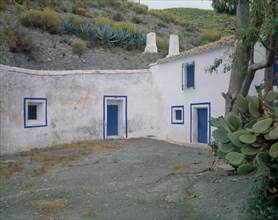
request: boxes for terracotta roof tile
[156,36,235,64]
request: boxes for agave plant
[95,23,117,44]
[62,21,81,36]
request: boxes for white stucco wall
[0,42,268,154]
[0,65,154,154]
[150,44,265,145]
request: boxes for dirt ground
[0,138,253,220]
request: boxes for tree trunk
[224,1,250,114]
[264,66,273,93]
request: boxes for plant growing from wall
[211,85,278,215]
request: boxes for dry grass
[23,140,126,176]
[80,210,98,218]
[174,163,188,172]
[0,162,23,177]
[31,199,70,214]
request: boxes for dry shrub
[71,38,86,56]
[0,162,23,177]
[72,7,87,16]
[174,163,187,172]
[31,199,69,214]
[200,29,221,42]
[20,7,61,34]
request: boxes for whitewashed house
[150,36,265,145]
[0,36,270,154]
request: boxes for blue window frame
[171,105,184,124]
[24,98,47,128]
[182,62,195,89]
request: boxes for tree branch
[249,33,278,72]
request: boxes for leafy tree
[212,0,278,114]
[211,0,237,15]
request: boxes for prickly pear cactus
[210,88,278,176]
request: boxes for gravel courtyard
[0,138,252,220]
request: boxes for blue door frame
[107,105,118,136]
[103,96,128,140]
[190,102,211,144]
[197,108,208,143]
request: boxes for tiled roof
[155,36,235,65]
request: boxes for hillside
[0,0,235,70]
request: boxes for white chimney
[167,34,179,57]
[144,32,158,53]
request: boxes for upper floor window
[182,62,195,89]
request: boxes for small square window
[24,98,47,128]
[182,62,195,89]
[171,106,184,124]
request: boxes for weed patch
[174,164,187,172]
[19,140,126,176]
[31,199,69,214]
[0,162,23,177]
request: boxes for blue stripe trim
[171,105,184,124]
[103,95,128,140]
[190,102,211,144]
[24,97,47,128]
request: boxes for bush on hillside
[131,3,148,14]
[0,12,33,53]
[71,38,86,56]
[20,7,61,34]
[200,30,221,42]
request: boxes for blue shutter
[274,56,278,86]
[187,63,195,88]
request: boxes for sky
[133,0,213,10]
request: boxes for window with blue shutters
[182,62,195,89]
[171,106,184,124]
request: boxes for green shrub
[113,21,137,32]
[20,7,61,34]
[96,17,114,26]
[156,36,168,54]
[0,0,12,10]
[113,12,124,21]
[0,12,33,53]
[132,3,148,14]
[71,38,86,56]
[200,30,221,42]
[242,174,278,220]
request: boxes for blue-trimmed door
[107,105,118,136]
[197,108,208,143]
